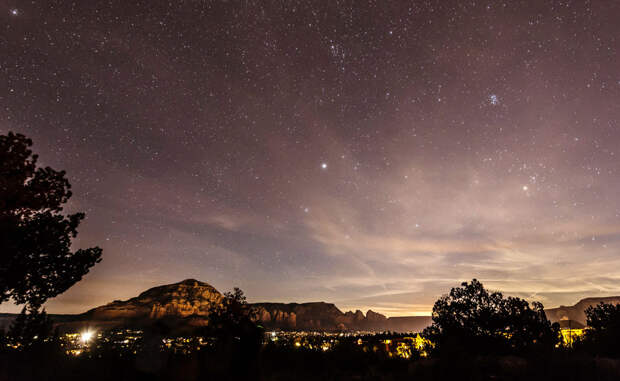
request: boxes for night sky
[2,1,620,316]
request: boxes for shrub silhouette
[203,287,263,379]
[7,305,54,349]
[581,302,620,356]
[423,279,559,356]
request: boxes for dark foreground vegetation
[5,342,620,381]
[4,330,620,380]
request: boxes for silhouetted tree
[0,132,102,308]
[7,304,55,349]
[208,288,257,331]
[423,279,559,356]
[206,287,263,379]
[582,302,620,356]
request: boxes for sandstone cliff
[254,302,430,331]
[31,279,430,332]
[254,302,343,330]
[79,278,431,332]
[83,279,223,322]
[68,279,433,332]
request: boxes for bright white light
[10,9,19,16]
[522,185,528,191]
[81,331,94,343]
[489,94,499,105]
[321,163,327,169]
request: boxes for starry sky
[2,1,620,316]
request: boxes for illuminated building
[557,320,586,347]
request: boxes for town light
[81,330,95,344]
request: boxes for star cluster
[1,1,620,315]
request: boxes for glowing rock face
[88,279,223,321]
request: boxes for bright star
[321,163,327,169]
[10,9,19,16]
[522,185,528,191]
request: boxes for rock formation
[84,279,223,322]
[72,279,432,332]
[254,302,344,330]
[254,303,430,331]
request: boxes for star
[10,9,19,16]
[321,163,328,170]
[522,185,528,191]
[489,94,499,105]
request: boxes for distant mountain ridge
[545,296,620,325]
[254,302,431,331]
[79,279,431,332]
[1,280,617,332]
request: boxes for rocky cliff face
[253,302,428,331]
[84,279,223,321]
[71,279,430,332]
[254,302,344,330]
[545,296,620,325]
